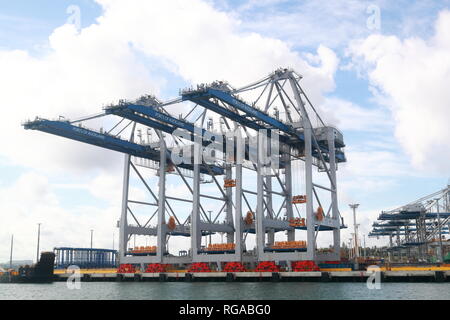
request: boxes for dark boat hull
[0,274,54,283]
[1,252,56,284]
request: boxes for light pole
[363,234,366,259]
[9,234,14,270]
[90,229,94,266]
[348,237,353,260]
[349,204,360,269]
[36,223,41,263]
[435,198,444,263]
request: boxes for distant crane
[369,186,450,262]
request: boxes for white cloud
[0,24,156,175]
[348,10,450,173]
[319,97,393,132]
[0,0,339,175]
[0,0,344,261]
[232,0,371,49]
[6,0,440,260]
[342,149,411,178]
[0,171,120,262]
[231,0,450,52]
[94,0,339,99]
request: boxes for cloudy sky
[1,0,449,262]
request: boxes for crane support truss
[370,185,450,262]
[24,68,347,267]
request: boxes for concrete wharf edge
[54,270,450,283]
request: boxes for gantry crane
[24,68,347,269]
[370,185,450,262]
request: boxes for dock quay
[53,270,450,283]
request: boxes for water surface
[1,282,449,300]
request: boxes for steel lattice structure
[24,68,347,269]
[370,185,450,262]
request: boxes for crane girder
[23,119,224,176]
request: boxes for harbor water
[1,282,449,300]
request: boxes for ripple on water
[0,282,449,300]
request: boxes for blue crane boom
[372,226,449,232]
[105,104,210,146]
[373,222,440,227]
[107,106,185,138]
[104,103,286,167]
[377,211,450,220]
[23,118,224,175]
[370,231,449,236]
[182,87,346,163]
[181,91,269,133]
[207,88,298,137]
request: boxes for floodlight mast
[349,204,360,269]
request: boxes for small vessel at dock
[0,252,55,283]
